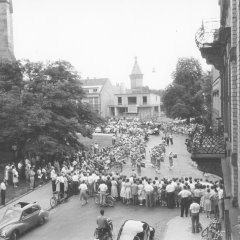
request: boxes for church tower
[0,0,15,61]
[129,57,143,89]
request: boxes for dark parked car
[0,202,49,240]
[116,219,155,240]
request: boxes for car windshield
[2,209,21,221]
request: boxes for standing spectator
[169,134,173,145]
[0,179,6,205]
[166,181,175,208]
[29,167,35,190]
[72,172,79,195]
[98,181,108,207]
[12,167,18,188]
[204,189,212,218]
[178,186,192,217]
[4,164,10,185]
[144,182,153,208]
[218,185,224,219]
[79,180,88,206]
[189,199,200,233]
[110,177,118,200]
[136,159,142,177]
[125,179,132,205]
[50,167,57,192]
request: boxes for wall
[0,1,14,61]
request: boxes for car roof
[8,202,40,211]
[119,220,146,240]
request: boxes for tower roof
[131,57,142,75]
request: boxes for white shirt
[99,183,108,192]
[0,182,6,190]
[50,170,57,180]
[190,202,200,213]
[166,184,175,193]
[178,189,192,198]
[72,174,79,182]
[79,183,87,191]
[218,189,224,199]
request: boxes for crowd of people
[1,118,224,234]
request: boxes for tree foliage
[0,60,104,158]
[162,57,207,120]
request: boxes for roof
[130,57,143,75]
[81,78,108,87]
[119,220,144,240]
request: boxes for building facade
[81,78,115,118]
[0,0,14,61]
[195,0,240,238]
[109,57,162,120]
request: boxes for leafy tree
[162,57,204,119]
[0,60,104,160]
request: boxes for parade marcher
[168,152,173,170]
[0,179,6,205]
[136,159,142,177]
[190,198,200,233]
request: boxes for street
[19,133,208,240]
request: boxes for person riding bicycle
[96,209,112,239]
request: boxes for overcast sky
[13,0,219,89]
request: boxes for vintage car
[116,220,155,240]
[0,202,49,240]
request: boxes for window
[143,96,147,105]
[93,97,99,104]
[93,88,98,92]
[128,97,137,105]
[154,106,159,112]
[88,98,93,104]
[118,97,122,105]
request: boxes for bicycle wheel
[107,197,114,207]
[94,195,100,204]
[50,196,57,208]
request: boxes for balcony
[186,125,225,177]
[195,19,230,70]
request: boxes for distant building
[109,57,162,120]
[0,0,15,61]
[81,78,115,118]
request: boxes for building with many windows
[81,78,115,118]
[109,57,162,120]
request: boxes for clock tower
[0,0,15,61]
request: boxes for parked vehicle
[116,219,155,240]
[0,202,49,240]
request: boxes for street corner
[163,216,202,240]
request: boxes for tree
[162,57,204,119]
[0,60,104,160]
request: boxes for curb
[0,181,49,210]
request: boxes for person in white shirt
[189,199,200,233]
[50,167,57,192]
[144,182,153,207]
[0,179,6,205]
[98,182,108,206]
[79,180,88,206]
[166,181,175,209]
[72,172,79,195]
[218,185,224,219]
[178,186,192,217]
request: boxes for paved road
[19,134,210,240]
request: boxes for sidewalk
[163,214,210,240]
[0,182,52,218]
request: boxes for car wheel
[10,230,18,240]
[39,216,45,225]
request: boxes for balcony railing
[195,19,230,70]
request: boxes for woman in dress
[125,179,132,204]
[204,188,212,218]
[120,178,126,204]
[111,177,118,199]
[138,180,144,206]
[12,167,19,188]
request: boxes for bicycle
[201,217,222,240]
[94,192,115,207]
[50,191,69,208]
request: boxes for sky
[13,0,220,90]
